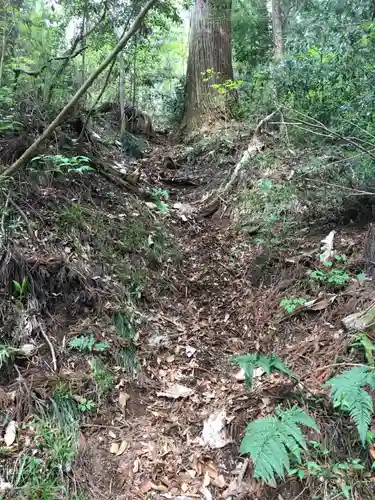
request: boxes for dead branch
[0,0,159,180]
[47,2,108,101]
[305,177,375,196]
[283,108,375,161]
[39,324,57,371]
[12,46,88,82]
[8,197,36,241]
[198,112,275,217]
[80,58,117,139]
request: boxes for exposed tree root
[198,111,278,217]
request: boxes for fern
[231,353,297,388]
[324,366,375,445]
[240,406,319,484]
[69,334,109,353]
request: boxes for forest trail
[73,137,370,500]
[1,131,373,500]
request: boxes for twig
[315,362,364,373]
[39,325,57,371]
[8,196,36,240]
[305,177,375,196]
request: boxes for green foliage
[112,312,140,374]
[31,155,95,174]
[324,366,375,445]
[149,187,170,213]
[68,334,109,353]
[349,333,375,366]
[0,344,17,369]
[240,406,319,484]
[309,268,349,287]
[232,0,271,71]
[89,357,114,397]
[12,277,28,302]
[231,353,296,389]
[77,398,95,413]
[280,297,307,313]
[238,178,299,240]
[15,414,79,498]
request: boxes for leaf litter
[1,137,373,500]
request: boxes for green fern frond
[324,366,375,445]
[231,353,297,389]
[240,406,319,484]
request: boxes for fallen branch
[342,300,375,332]
[39,324,57,372]
[0,0,158,180]
[305,177,375,196]
[8,197,36,241]
[198,112,276,217]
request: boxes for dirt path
[1,137,372,500]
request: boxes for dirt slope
[0,132,374,499]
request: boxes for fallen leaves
[118,391,130,409]
[157,384,194,399]
[3,421,17,446]
[110,439,128,456]
[201,409,230,449]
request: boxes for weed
[31,154,95,174]
[112,313,140,374]
[349,332,375,366]
[69,334,109,353]
[14,413,79,498]
[240,406,319,484]
[237,178,301,240]
[309,268,349,287]
[89,357,114,398]
[77,397,95,412]
[231,353,296,389]
[0,344,16,369]
[324,365,375,445]
[289,442,368,499]
[149,187,169,213]
[12,277,28,303]
[59,204,85,228]
[280,297,307,313]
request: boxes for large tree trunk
[271,0,283,58]
[181,0,233,133]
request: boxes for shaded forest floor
[1,124,375,499]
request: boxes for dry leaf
[116,439,128,456]
[320,230,335,262]
[110,442,119,454]
[108,430,116,439]
[157,384,194,399]
[166,355,175,363]
[212,475,226,488]
[4,421,17,446]
[185,345,196,358]
[139,479,152,493]
[201,409,230,449]
[200,485,213,500]
[203,472,210,487]
[118,392,130,409]
[133,458,139,473]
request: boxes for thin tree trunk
[271,0,283,58]
[0,0,158,180]
[119,53,126,138]
[181,0,233,132]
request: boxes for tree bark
[181,0,233,133]
[0,0,158,180]
[271,0,283,58]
